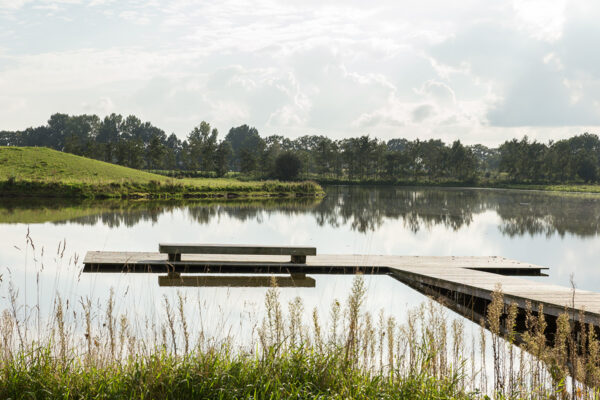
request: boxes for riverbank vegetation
[0,147,323,199]
[2,277,600,398]
[1,237,600,398]
[4,113,600,189]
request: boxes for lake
[1,185,600,347]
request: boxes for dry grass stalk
[177,291,189,355]
[6,248,600,399]
[345,274,366,365]
[487,284,504,394]
[505,301,518,395]
[105,288,115,361]
[288,296,304,349]
[329,299,341,349]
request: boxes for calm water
[1,185,600,342]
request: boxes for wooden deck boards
[83,253,546,278]
[390,265,600,323]
[83,252,544,271]
[83,251,600,325]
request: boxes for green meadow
[0,147,323,199]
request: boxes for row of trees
[2,112,600,183]
[498,134,600,183]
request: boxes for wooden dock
[83,250,600,330]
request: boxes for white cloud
[1,0,600,145]
[0,0,31,9]
[0,0,81,9]
[512,0,567,42]
[543,52,564,71]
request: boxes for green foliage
[274,151,302,181]
[0,147,324,198]
[186,121,218,171]
[4,112,600,186]
[240,147,258,174]
[0,344,471,399]
[224,124,264,172]
[499,133,600,183]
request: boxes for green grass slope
[0,147,323,199]
[1,146,174,183]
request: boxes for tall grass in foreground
[0,275,471,399]
[2,241,600,398]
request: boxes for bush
[274,152,302,181]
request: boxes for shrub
[274,152,302,181]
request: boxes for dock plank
[83,251,600,324]
[389,265,600,322]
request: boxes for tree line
[2,112,600,183]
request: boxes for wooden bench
[158,243,317,264]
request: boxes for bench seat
[158,243,317,264]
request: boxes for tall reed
[3,239,600,398]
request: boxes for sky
[1,0,600,145]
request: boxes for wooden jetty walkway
[83,244,600,330]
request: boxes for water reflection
[2,186,600,237]
[0,197,321,228]
[157,274,316,288]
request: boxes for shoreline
[0,179,325,200]
[3,179,600,199]
[315,179,600,194]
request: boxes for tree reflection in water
[2,186,600,237]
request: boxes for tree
[46,113,70,150]
[261,136,284,177]
[275,152,302,181]
[187,121,218,172]
[224,125,264,171]
[576,152,598,183]
[165,133,182,169]
[63,114,99,156]
[471,144,500,172]
[448,140,477,182]
[147,134,167,169]
[214,141,232,177]
[240,148,258,174]
[314,136,335,177]
[96,113,123,162]
[419,139,448,178]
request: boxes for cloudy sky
[1,0,599,145]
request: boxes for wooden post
[168,253,181,262]
[291,255,306,264]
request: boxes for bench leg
[168,253,181,262]
[291,255,306,264]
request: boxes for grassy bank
[0,147,323,199]
[490,183,600,193]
